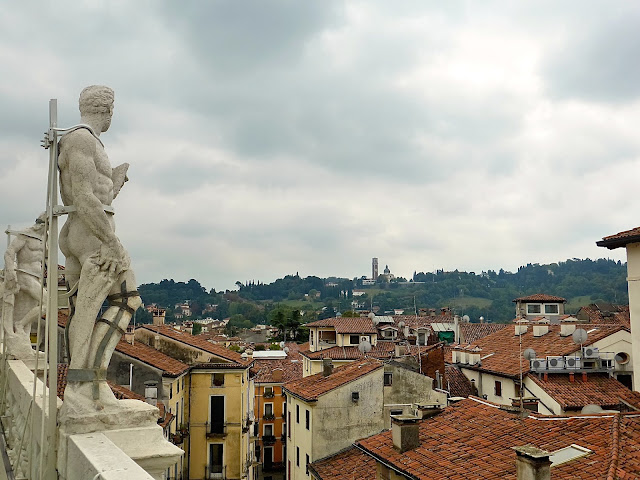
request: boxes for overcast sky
[0,1,636,291]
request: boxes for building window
[544,304,559,314]
[210,395,225,434]
[264,424,274,436]
[264,386,274,398]
[350,335,359,345]
[515,383,521,398]
[182,377,185,391]
[296,405,299,423]
[390,409,403,416]
[209,443,223,475]
[305,409,310,430]
[169,384,173,399]
[494,381,502,397]
[310,333,313,345]
[288,412,291,438]
[176,380,179,394]
[212,373,224,387]
[296,447,300,467]
[306,454,310,475]
[264,403,274,419]
[384,373,393,386]
[527,304,541,314]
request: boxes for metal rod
[44,98,59,480]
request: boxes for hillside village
[47,227,640,479]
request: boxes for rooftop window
[550,444,591,466]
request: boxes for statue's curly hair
[79,85,114,115]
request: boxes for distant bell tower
[372,257,379,280]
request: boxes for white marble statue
[58,85,141,411]
[1,213,47,359]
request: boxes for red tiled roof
[597,226,640,250]
[445,365,474,398]
[460,324,626,377]
[284,359,383,402]
[301,343,440,361]
[141,324,250,366]
[309,446,377,480]
[115,339,189,377]
[251,356,303,384]
[528,373,640,411]
[459,323,508,344]
[577,304,630,327]
[305,317,377,334]
[513,294,566,303]
[357,397,640,480]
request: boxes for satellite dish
[462,315,470,323]
[368,312,375,318]
[358,340,372,354]
[241,352,248,359]
[398,321,405,329]
[572,328,588,345]
[279,341,285,348]
[479,316,484,322]
[336,312,342,317]
[283,347,290,354]
[523,348,537,361]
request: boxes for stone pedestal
[58,399,183,480]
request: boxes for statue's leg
[67,253,118,371]
[89,269,141,401]
[15,276,46,333]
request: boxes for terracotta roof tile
[301,343,440,361]
[445,365,474,398]
[513,294,566,303]
[597,226,640,249]
[392,314,453,329]
[305,317,377,334]
[284,359,383,402]
[459,323,508,344]
[141,324,250,366]
[115,339,189,377]
[357,397,640,479]
[527,373,640,411]
[459,324,626,377]
[578,304,630,327]
[251,346,303,384]
[309,446,377,480]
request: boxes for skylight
[550,444,591,466]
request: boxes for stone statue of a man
[58,85,141,410]
[1,213,47,359]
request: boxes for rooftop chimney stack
[144,380,158,407]
[391,415,420,453]
[322,358,334,377]
[513,445,551,480]
[272,368,283,383]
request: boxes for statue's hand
[98,241,130,275]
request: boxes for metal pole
[44,99,59,480]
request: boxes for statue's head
[33,212,46,232]
[79,85,115,132]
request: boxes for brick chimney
[391,415,420,453]
[272,368,283,383]
[513,445,551,480]
[322,358,334,377]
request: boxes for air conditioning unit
[531,359,547,371]
[546,356,565,370]
[360,336,369,343]
[564,356,581,369]
[582,346,599,359]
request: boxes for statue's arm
[3,236,24,293]
[112,163,129,199]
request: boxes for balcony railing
[280,433,287,444]
[263,413,276,421]
[262,435,276,445]
[206,422,227,437]
[205,465,226,479]
[264,390,275,398]
[263,462,285,472]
